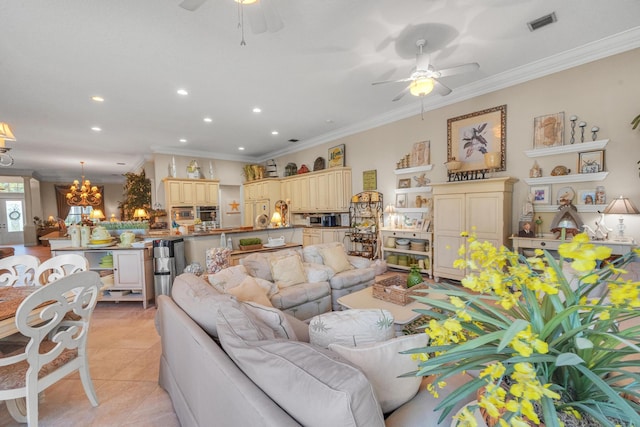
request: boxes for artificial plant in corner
[119,170,151,220]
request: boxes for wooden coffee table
[336,286,425,333]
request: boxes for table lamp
[270,211,282,227]
[603,196,639,242]
[133,208,149,221]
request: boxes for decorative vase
[406,264,423,288]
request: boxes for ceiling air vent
[288,138,299,143]
[527,12,557,31]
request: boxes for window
[65,206,94,225]
[0,182,25,193]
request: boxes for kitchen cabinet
[243,179,281,202]
[52,246,154,309]
[302,228,348,247]
[284,167,351,213]
[431,177,517,281]
[243,199,270,227]
[381,229,432,278]
[164,178,219,206]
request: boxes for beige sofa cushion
[216,301,385,427]
[329,334,428,413]
[171,273,235,338]
[207,264,278,297]
[270,254,306,288]
[226,276,273,307]
[243,301,297,340]
[320,244,353,273]
[309,309,395,348]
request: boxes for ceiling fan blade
[392,85,411,102]
[260,0,284,33]
[433,78,452,96]
[179,0,207,11]
[246,7,268,34]
[372,78,413,86]
[246,0,284,34]
[436,62,479,78]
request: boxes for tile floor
[0,245,180,426]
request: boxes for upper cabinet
[164,178,219,206]
[243,179,281,202]
[276,167,351,213]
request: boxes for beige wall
[273,48,640,242]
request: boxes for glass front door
[0,199,24,244]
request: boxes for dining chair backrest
[33,254,89,286]
[0,255,41,287]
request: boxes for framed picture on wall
[578,150,604,174]
[398,178,411,189]
[530,185,551,205]
[410,140,430,167]
[533,112,564,149]
[447,105,507,172]
[395,193,407,209]
[328,144,345,168]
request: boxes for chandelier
[66,161,102,206]
[0,122,16,167]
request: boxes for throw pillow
[207,265,250,293]
[243,301,298,340]
[329,334,428,413]
[270,254,306,288]
[216,318,385,427]
[319,244,353,273]
[226,276,273,307]
[171,273,234,338]
[309,309,395,348]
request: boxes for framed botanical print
[395,193,407,209]
[447,105,507,172]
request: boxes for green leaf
[497,319,529,352]
[555,352,585,366]
[575,337,593,350]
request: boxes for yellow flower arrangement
[408,232,640,426]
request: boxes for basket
[239,244,263,251]
[372,275,428,306]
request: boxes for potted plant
[407,232,640,426]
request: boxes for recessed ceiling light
[179,138,187,143]
[116,162,125,166]
[238,147,245,151]
[271,130,279,135]
[203,117,213,123]
[325,119,334,124]
[91,127,102,132]
[177,89,189,96]
[91,96,104,102]
[252,107,262,113]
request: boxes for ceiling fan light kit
[409,78,434,97]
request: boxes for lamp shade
[270,211,282,226]
[90,209,106,220]
[409,78,434,97]
[603,196,640,215]
[133,208,149,220]
[0,123,16,141]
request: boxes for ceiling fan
[179,0,284,38]
[373,39,479,102]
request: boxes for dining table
[0,286,43,339]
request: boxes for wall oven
[173,206,194,222]
[196,205,218,223]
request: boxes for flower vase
[406,264,423,288]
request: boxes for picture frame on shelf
[533,112,564,149]
[422,219,431,232]
[447,104,507,172]
[398,178,411,189]
[578,150,604,174]
[328,144,345,168]
[578,189,596,205]
[415,219,424,230]
[530,185,551,205]
[410,140,430,167]
[518,221,535,237]
[395,193,407,209]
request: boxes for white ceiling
[1,0,639,183]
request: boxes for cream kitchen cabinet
[52,246,154,309]
[288,175,311,212]
[243,179,281,202]
[164,178,219,206]
[431,177,517,281]
[302,228,348,246]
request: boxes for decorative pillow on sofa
[242,301,297,340]
[329,334,428,413]
[319,244,353,273]
[216,303,385,427]
[270,254,306,288]
[208,264,277,297]
[171,273,235,338]
[309,309,395,348]
[226,276,273,307]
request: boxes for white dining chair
[0,270,101,426]
[0,255,41,287]
[33,254,88,286]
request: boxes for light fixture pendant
[66,161,102,207]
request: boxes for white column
[22,176,38,246]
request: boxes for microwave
[196,205,218,222]
[173,206,194,222]
[309,216,322,226]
